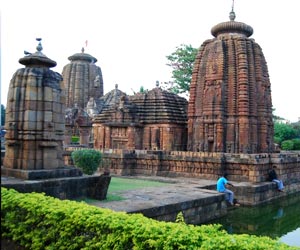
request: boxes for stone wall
[2,174,111,200]
[99,150,300,183]
[64,148,300,184]
[129,191,227,225]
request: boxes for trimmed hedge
[1,188,295,250]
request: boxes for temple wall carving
[93,123,187,151]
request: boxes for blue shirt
[217,177,228,192]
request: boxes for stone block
[44,101,53,111]
[44,111,53,122]
[53,102,62,113]
[25,85,38,100]
[44,87,53,101]
[53,113,64,123]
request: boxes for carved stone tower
[62,48,104,110]
[3,39,66,177]
[188,10,274,153]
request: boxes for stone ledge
[1,174,111,200]
[1,166,83,180]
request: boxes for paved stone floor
[89,175,222,212]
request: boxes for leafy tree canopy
[164,44,198,94]
[274,122,298,145]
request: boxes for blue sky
[1,0,299,122]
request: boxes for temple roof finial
[81,47,85,53]
[19,38,57,68]
[36,38,43,54]
[229,0,236,21]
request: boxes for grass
[104,177,170,202]
[78,176,171,203]
[108,176,169,192]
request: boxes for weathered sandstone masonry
[3,39,66,176]
[1,39,110,201]
[188,11,274,154]
[103,150,300,205]
[63,148,299,205]
[99,150,299,183]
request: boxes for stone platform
[1,173,111,200]
[89,175,300,224]
[90,176,227,224]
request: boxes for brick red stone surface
[93,86,188,151]
[188,18,274,153]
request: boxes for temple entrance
[208,141,214,152]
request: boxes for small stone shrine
[188,9,274,154]
[2,39,74,178]
[91,83,188,151]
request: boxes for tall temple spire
[188,6,274,153]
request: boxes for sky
[1,0,299,122]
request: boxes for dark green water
[206,193,300,247]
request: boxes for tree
[281,140,294,150]
[165,44,198,94]
[274,122,298,147]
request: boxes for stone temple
[2,39,110,200]
[91,83,188,151]
[188,10,274,154]
[84,9,299,205]
[3,39,66,175]
[62,49,104,145]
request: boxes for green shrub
[71,136,80,143]
[292,138,300,150]
[1,188,294,250]
[71,149,102,175]
[281,140,294,150]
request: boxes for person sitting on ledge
[217,173,240,206]
[268,165,284,192]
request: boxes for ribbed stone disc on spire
[68,47,97,63]
[211,10,253,38]
[19,38,57,68]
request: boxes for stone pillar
[127,127,135,150]
[104,127,111,148]
[79,128,90,146]
[64,126,73,145]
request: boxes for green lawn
[79,176,171,203]
[108,176,169,192]
[104,177,170,201]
